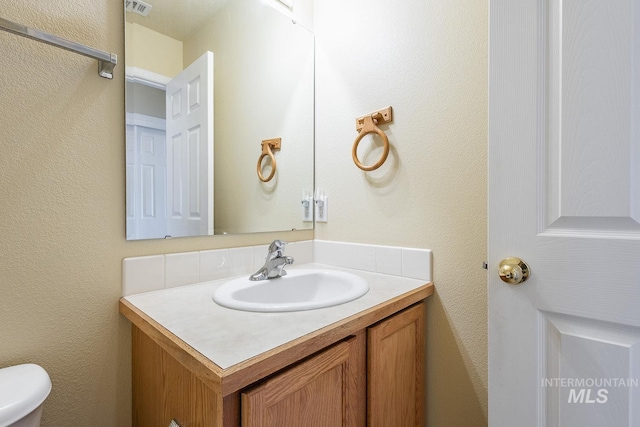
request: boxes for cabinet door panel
[132,326,220,427]
[368,303,425,427]
[242,333,365,427]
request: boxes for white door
[489,1,640,426]
[126,116,167,240]
[165,51,214,238]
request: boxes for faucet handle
[267,240,287,258]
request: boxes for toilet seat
[0,364,51,427]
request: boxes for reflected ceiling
[126,0,231,41]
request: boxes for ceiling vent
[125,0,152,17]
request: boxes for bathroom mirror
[125,0,314,240]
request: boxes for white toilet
[0,364,51,427]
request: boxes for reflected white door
[165,51,214,237]
[126,118,167,240]
[488,0,640,425]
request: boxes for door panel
[188,125,203,218]
[126,123,166,240]
[167,131,183,218]
[165,51,214,238]
[241,334,365,427]
[489,0,640,425]
[368,303,425,427]
[542,313,640,426]
[545,0,640,233]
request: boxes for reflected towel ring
[352,113,390,171]
[257,138,281,182]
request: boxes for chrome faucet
[250,240,294,281]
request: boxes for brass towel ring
[352,114,390,171]
[352,107,393,172]
[257,138,281,182]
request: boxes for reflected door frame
[126,67,171,239]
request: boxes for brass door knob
[498,257,530,284]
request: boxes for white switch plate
[315,196,328,223]
[301,195,313,222]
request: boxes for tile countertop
[122,263,433,370]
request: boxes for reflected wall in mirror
[125,0,315,240]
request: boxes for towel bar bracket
[98,54,118,79]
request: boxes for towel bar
[0,17,117,79]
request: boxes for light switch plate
[315,196,328,223]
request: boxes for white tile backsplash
[228,247,255,277]
[122,255,164,296]
[165,252,200,288]
[313,240,333,265]
[315,240,431,281]
[252,245,269,270]
[199,249,228,282]
[401,248,433,281]
[376,245,403,276]
[354,244,376,272]
[314,240,355,268]
[335,242,356,268]
[286,240,313,265]
[122,240,432,296]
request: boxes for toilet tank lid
[0,364,51,426]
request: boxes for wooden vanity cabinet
[132,327,219,426]
[240,302,425,427]
[241,331,366,427]
[368,303,425,427]
[126,300,427,427]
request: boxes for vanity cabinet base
[130,301,426,427]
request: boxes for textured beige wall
[0,1,310,425]
[314,0,488,425]
[125,22,183,78]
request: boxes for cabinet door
[132,326,220,427]
[241,333,366,427]
[368,303,425,427]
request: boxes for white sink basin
[212,269,369,312]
